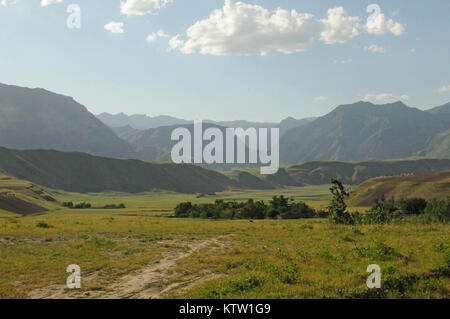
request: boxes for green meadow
[55,185,333,212]
[0,186,448,299]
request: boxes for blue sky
[0,0,449,122]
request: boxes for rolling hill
[349,170,450,207]
[1,146,449,196]
[230,159,450,187]
[280,101,450,164]
[0,83,136,158]
[0,172,58,215]
[0,147,235,194]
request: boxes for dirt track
[28,237,225,299]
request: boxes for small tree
[328,178,353,224]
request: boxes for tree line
[175,196,325,220]
[174,179,449,224]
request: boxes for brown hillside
[348,171,450,207]
[0,173,58,215]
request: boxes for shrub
[424,197,450,223]
[281,201,315,219]
[399,197,428,215]
[231,273,266,292]
[365,197,397,224]
[272,261,300,284]
[62,202,73,208]
[354,239,400,260]
[36,221,51,228]
[174,202,192,217]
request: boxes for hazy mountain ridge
[280,101,450,164]
[427,102,450,116]
[98,112,315,136]
[97,113,190,130]
[0,83,136,159]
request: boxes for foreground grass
[0,210,448,298]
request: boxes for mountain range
[280,101,450,164]
[0,83,449,168]
[97,112,314,136]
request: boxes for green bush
[424,197,450,223]
[354,239,400,260]
[36,221,52,228]
[174,202,192,217]
[365,197,397,224]
[62,202,73,208]
[399,197,428,215]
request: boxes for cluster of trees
[174,196,323,220]
[62,202,91,209]
[174,178,448,224]
[62,202,126,209]
[328,179,449,225]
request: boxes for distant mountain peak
[0,83,136,158]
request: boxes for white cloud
[364,44,386,54]
[315,96,327,101]
[437,85,450,95]
[169,1,367,56]
[120,0,172,16]
[319,7,360,44]
[363,93,409,103]
[169,1,404,56]
[169,0,321,56]
[365,13,405,36]
[1,0,17,7]
[41,0,63,7]
[146,29,169,43]
[104,21,125,34]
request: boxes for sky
[0,0,449,122]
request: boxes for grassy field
[0,185,448,299]
[55,185,333,212]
